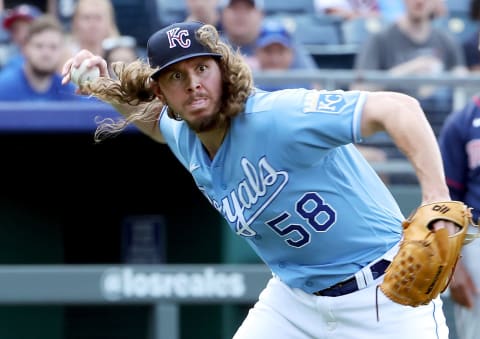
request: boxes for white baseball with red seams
[70,59,100,86]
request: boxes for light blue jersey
[160,88,403,293]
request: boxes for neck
[23,65,53,92]
[398,15,431,43]
[198,118,230,160]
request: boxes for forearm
[390,108,449,203]
[362,92,450,203]
[385,97,449,203]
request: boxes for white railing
[0,264,272,339]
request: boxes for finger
[431,220,459,234]
[431,220,448,231]
[85,56,109,77]
[74,56,109,78]
[61,58,74,77]
[71,49,95,67]
[61,73,71,86]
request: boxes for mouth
[187,97,209,110]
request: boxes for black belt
[313,259,391,297]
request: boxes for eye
[171,71,183,80]
[198,64,208,72]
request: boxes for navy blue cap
[256,19,293,49]
[147,21,221,79]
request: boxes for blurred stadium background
[0,0,477,338]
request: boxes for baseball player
[439,95,480,339]
[62,21,459,338]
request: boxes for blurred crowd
[0,2,479,338]
[0,0,139,100]
[0,0,476,100]
[0,0,477,157]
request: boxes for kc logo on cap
[166,27,192,49]
[147,21,222,80]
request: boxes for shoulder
[463,29,480,48]
[444,96,480,131]
[0,65,22,80]
[371,23,400,40]
[246,88,310,113]
[457,96,480,122]
[360,23,398,50]
[431,26,461,46]
[0,66,25,92]
[246,88,366,119]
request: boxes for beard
[185,110,223,133]
[30,64,56,78]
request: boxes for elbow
[389,92,422,112]
[362,91,424,136]
[384,92,425,122]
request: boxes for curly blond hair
[82,24,254,142]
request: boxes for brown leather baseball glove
[379,201,475,307]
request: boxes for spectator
[254,18,318,91]
[317,0,446,22]
[352,0,467,111]
[438,94,480,339]
[0,3,42,68]
[220,0,317,70]
[102,35,139,78]
[219,0,263,69]
[0,0,56,14]
[462,0,480,72]
[314,0,381,20]
[377,0,446,23]
[62,0,119,66]
[0,14,79,100]
[185,0,222,31]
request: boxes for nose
[186,74,201,92]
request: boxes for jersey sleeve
[275,89,366,145]
[263,89,367,165]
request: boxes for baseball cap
[256,20,293,49]
[2,4,42,30]
[220,0,264,10]
[147,21,221,79]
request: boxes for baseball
[70,59,100,86]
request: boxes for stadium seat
[263,0,315,17]
[445,0,470,16]
[292,15,343,45]
[434,12,478,44]
[341,17,385,45]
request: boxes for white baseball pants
[233,275,448,339]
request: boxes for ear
[151,82,165,101]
